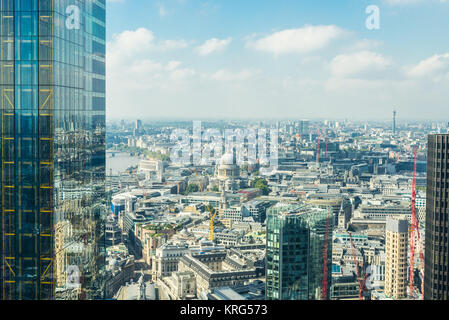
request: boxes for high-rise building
[393,110,397,136]
[385,217,408,299]
[135,119,142,131]
[298,120,309,135]
[0,1,106,300]
[266,203,332,300]
[424,134,449,300]
[134,119,142,135]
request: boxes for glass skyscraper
[0,0,106,300]
[266,203,332,300]
[424,134,449,300]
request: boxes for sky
[105,0,449,121]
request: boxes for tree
[211,185,219,192]
[185,183,199,194]
[253,177,269,195]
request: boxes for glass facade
[266,203,332,300]
[424,134,449,300]
[1,0,106,300]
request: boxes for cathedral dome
[220,153,235,165]
[214,153,240,192]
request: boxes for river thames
[106,151,142,175]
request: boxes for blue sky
[106,0,449,121]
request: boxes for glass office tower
[0,0,106,300]
[424,134,449,300]
[266,203,332,300]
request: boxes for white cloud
[407,53,449,79]
[166,61,182,71]
[107,28,195,94]
[107,28,189,66]
[246,25,346,56]
[329,51,392,78]
[210,69,260,81]
[159,39,190,51]
[107,28,154,61]
[347,39,383,51]
[170,68,196,80]
[196,37,232,56]
[105,24,449,120]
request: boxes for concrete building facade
[385,217,408,299]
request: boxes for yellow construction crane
[206,205,218,242]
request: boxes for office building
[305,194,352,228]
[208,280,265,300]
[177,250,259,297]
[393,110,396,136]
[424,134,449,299]
[298,120,310,135]
[266,203,333,300]
[385,217,408,299]
[105,215,122,247]
[0,0,106,299]
[151,243,189,280]
[135,119,142,131]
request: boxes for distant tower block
[393,110,397,136]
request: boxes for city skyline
[106,0,449,121]
[2,0,449,304]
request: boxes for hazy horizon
[106,112,448,123]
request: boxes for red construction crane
[325,137,328,157]
[321,210,331,300]
[409,145,425,299]
[316,129,321,164]
[349,233,369,300]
